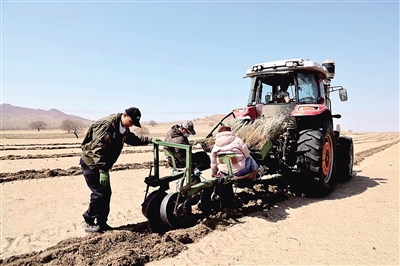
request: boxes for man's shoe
[83,215,95,224]
[85,223,101,233]
[98,223,113,231]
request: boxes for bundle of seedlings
[228,112,287,150]
[202,112,287,151]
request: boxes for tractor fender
[233,106,258,121]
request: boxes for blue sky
[1,0,399,132]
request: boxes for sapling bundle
[228,112,287,150]
[203,112,287,151]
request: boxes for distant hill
[0,103,230,131]
[0,104,93,130]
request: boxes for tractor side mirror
[339,89,348,101]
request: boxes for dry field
[0,124,399,265]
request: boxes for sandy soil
[0,127,398,265]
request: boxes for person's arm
[125,132,151,146]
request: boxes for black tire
[160,192,193,229]
[335,136,354,181]
[297,126,336,197]
[141,190,167,228]
[199,182,235,215]
[199,186,221,216]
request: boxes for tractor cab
[233,59,349,120]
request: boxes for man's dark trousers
[80,158,112,225]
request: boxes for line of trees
[25,119,85,135]
[24,119,154,138]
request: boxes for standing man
[80,107,156,233]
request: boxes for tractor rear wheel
[335,136,354,181]
[297,126,336,197]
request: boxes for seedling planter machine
[142,58,354,230]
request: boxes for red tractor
[231,58,354,197]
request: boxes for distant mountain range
[0,103,93,130]
[0,103,229,130]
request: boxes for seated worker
[164,120,210,171]
[210,126,259,177]
[273,83,290,103]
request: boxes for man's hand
[99,171,110,186]
[151,138,162,144]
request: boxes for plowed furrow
[354,139,400,165]
[0,149,153,160]
[0,161,168,183]
[0,141,397,184]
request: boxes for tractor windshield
[296,72,319,103]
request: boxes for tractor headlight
[252,65,263,72]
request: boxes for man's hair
[218,125,231,133]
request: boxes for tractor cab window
[260,82,273,104]
[248,75,295,106]
[319,80,326,100]
[248,77,273,105]
[296,72,319,103]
